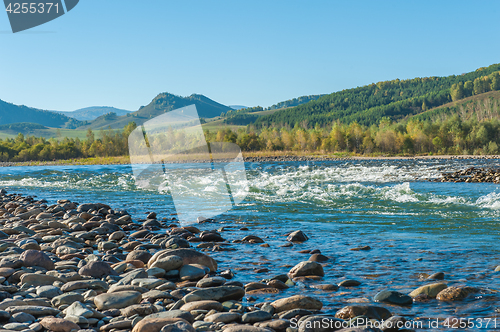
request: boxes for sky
[1,1,500,112]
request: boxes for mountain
[0,99,84,129]
[254,63,500,128]
[57,107,131,121]
[230,105,248,110]
[80,93,233,129]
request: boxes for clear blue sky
[1,0,499,112]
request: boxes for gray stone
[20,274,61,286]
[11,312,35,323]
[52,292,84,307]
[94,291,142,310]
[36,285,62,298]
[3,322,30,331]
[241,310,272,324]
[287,230,308,242]
[150,255,183,272]
[271,295,323,313]
[374,290,412,305]
[20,250,54,270]
[179,264,209,281]
[6,306,60,317]
[148,249,217,272]
[144,310,194,324]
[204,312,241,323]
[159,321,195,332]
[196,277,226,288]
[79,261,117,279]
[64,301,94,318]
[183,286,245,303]
[289,261,324,278]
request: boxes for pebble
[0,189,487,332]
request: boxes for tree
[464,81,474,97]
[86,129,95,145]
[450,83,464,101]
[490,72,500,91]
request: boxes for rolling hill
[57,106,131,121]
[79,93,233,129]
[254,63,500,128]
[410,90,500,123]
[0,99,84,129]
[229,105,248,110]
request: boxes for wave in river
[1,162,500,214]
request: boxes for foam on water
[1,160,500,219]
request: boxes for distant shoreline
[1,153,500,167]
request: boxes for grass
[202,119,245,132]
[0,128,121,140]
[422,90,500,115]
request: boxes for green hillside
[79,93,232,130]
[0,99,84,128]
[254,63,500,128]
[267,94,325,110]
[57,106,131,121]
[410,90,500,123]
[0,123,90,140]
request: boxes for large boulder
[79,261,118,279]
[335,305,392,320]
[223,325,273,332]
[94,291,142,310]
[150,255,183,271]
[180,300,224,312]
[436,286,477,301]
[409,283,447,298]
[159,321,195,332]
[40,317,79,332]
[183,286,245,303]
[20,250,54,270]
[289,261,324,278]
[127,250,152,264]
[21,274,61,287]
[287,230,308,242]
[132,318,188,332]
[373,290,413,305]
[271,295,323,313]
[148,249,217,272]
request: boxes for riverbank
[2,152,500,167]
[0,185,497,332]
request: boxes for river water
[1,159,500,330]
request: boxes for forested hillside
[0,99,84,128]
[266,94,325,110]
[254,63,500,127]
[79,93,232,129]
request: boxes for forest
[254,63,500,128]
[2,64,500,162]
[2,110,500,162]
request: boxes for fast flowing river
[1,158,500,330]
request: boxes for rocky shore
[0,188,493,332]
[432,167,500,183]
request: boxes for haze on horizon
[0,0,499,112]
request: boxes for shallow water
[2,159,500,330]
